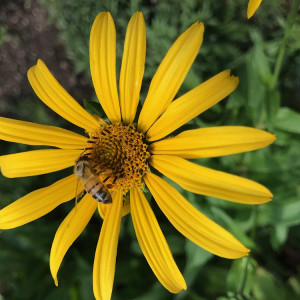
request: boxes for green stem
[238,257,250,295]
[238,206,258,296]
[270,0,300,90]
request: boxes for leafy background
[1,0,300,299]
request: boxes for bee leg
[75,178,80,210]
[75,180,85,211]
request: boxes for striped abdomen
[84,176,112,204]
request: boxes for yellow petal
[0,149,81,178]
[90,12,121,123]
[130,187,186,292]
[119,12,146,124]
[0,117,87,149]
[138,22,204,133]
[150,155,273,204]
[144,173,249,259]
[93,191,123,300]
[50,194,97,286]
[147,70,239,142]
[27,60,100,131]
[0,174,81,229]
[150,126,276,158]
[247,0,263,18]
[98,194,130,219]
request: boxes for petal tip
[259,194,273,205]
[95,11,112,22]
[198,21,204,31]
[232,74,240,86]
[247,0,262,19]
[230,247,250,259]
[247,10,254,19]
[37,59,46,69]
[51,270,59,287]
[194,21,205,34]
[270,134,277,143]
[264,187,273,200]
[27,65,35,79]
[188,21,204,37]
[225,70,239,88]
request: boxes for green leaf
[174,241,212,300]
[275,107,300,134]
[271,224,288,249]
[265,90,280,131]
[227,257,257,297]
[275,198,300,227]
[210,207,255,249]
[83,99,106,119]
[288,275,300,298]
[252,268,286,300]
[132,282,170,300]
[250,30,273,85]
[245,52,267,125]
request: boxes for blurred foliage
[1,0,300,299]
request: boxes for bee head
[74,155,90,179]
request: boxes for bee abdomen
[85,178,112,204]
[94,186,112,203]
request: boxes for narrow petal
[27,60,100,131]
[131,187,186,293]
[147,70,239,142]
[247,0,263,18]
[119,12,146,124]
[98,195,130,219]
[93,191,123,300]
[150,155,272,204]
[90,12,121,123]
[0,117,87,149]
[144,173,249,259]
[50,194,97,286]
[0,174,81,229]
[138,22,204,133]
[150,126,276,158]
[0,149,81,178]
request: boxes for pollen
[84,123,150,194]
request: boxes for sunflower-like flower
[0,12,274,300]
[247,0,263,18]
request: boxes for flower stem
[238,257,250,295]
[238,206,258,296]
[270,0,300,90]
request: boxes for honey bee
[74,155,112,204]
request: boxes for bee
[74,155,112,204]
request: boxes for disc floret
[84,123,150,193]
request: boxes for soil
[0,0,93,118]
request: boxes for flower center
[83,123,150,194]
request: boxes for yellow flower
[247,0,263,18]
[0,12,275,300]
